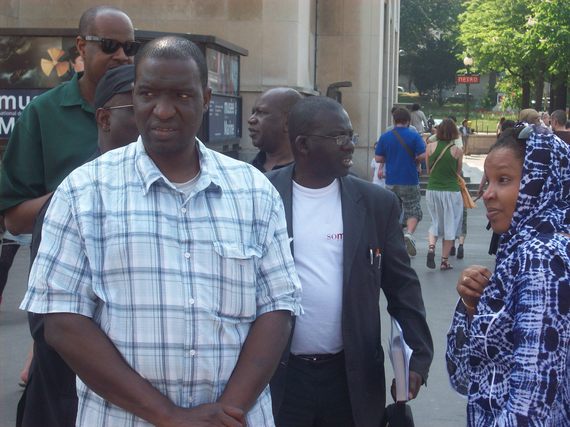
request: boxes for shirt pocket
[210,241,262,321]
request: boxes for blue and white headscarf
[496,125,570,263]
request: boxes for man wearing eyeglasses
[17,64,138,427]
[267,96,433,427]
[0,5,137,237]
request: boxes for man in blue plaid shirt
[21,36,302,427]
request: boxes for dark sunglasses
[82,35,141,57]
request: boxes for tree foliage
[458,0,570,109]
[399,0,464,98]
[411,39,462,105]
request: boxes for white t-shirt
[172,171,201,198]
[370,158,386,187]
[290,179,344,355]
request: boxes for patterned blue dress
[446,126,570,426]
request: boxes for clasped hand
[158,403,245,427]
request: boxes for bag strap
[429,142,454,172]
[391,129,415,159]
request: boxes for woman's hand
[457,265,492,315]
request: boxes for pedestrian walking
[425,119,464,270]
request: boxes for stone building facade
[1,0,401,178]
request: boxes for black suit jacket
[267,165,433,427]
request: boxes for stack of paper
[389,317,413,402]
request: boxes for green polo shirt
[0,72,98,212]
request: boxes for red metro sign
[456,74,481,84]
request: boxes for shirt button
[188,396,193,403]
[189,349,196,356]
[189,298,195,305]
[181,207,187,214]
[184,252,191,259]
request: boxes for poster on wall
[208,94,241,141]
[0,88,44,138]
[206,48,238,96]
[0,35,80,139]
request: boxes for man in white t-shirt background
[267,96,433,427]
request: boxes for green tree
[458,0,570,110]
[411,38,462,105]
[459,0,536,108]
[528,0,570,110]
[400,0,464,95]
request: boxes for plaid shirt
[21,138,302,427]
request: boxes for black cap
[94,64,135,109]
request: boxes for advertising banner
[0,35,80,139]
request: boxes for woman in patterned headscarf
[446,125,570,426]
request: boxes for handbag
[381,402,415,427]
[456,173,476,209]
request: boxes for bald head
[79,6,131,35]
[262,88,303,114]
[135,36,208,89]
[248,87,302,153]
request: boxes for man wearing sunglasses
[267,97,433,427]
[0,5,136,239]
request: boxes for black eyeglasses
[304,133,359,146]
[104,104,133,111]
[82,35,141,57]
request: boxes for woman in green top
[425,119,464,270]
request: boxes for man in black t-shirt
[19,64,137,427]
[249,88,302,172]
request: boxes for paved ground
[0,157,492,427]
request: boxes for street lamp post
[463,56,473,121]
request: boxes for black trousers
[0,238,19,297]
[16,315,77,427]
[276,352,355,427]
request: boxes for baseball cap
[94,64,135,110]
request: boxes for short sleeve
[20,183,97,317]
[376,135,386,156]
[254,190,302,317]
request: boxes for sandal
[457,244,464,259]
[426,245,436,269]
[440,257,453,270]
